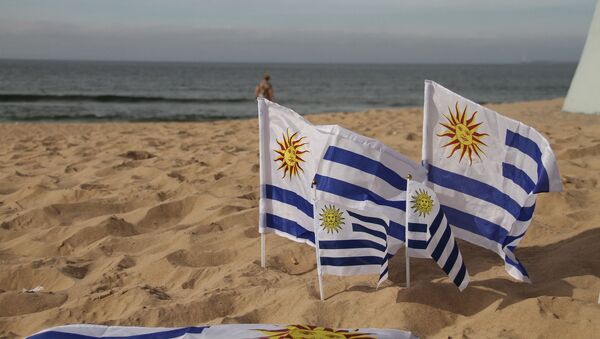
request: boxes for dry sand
[0,98,599,338]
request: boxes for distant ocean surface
[0,60,576,122]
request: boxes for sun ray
[438,102,488,164]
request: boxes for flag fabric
[314,124,427,257]
[314,199,393,286]
[258,98,332,246]
[422,80,562,281]
[28,324,417,339]
[313,124,469,289]
[406,179,469,291]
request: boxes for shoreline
[3,97,598,125]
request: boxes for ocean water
[0,60,576,121]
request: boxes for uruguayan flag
[407,179,469,290]
[314,125,469,288]
[315,199,392,286]
[314,124,427,258]
[422,80,562,281]
[28,324,417,339]
[258,98,331,246]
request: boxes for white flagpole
[405,174,412,288]
[260,233,266,268]
[257,99,268,269]
[312,179,325,301]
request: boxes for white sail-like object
[563,0,600,114]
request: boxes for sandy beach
[1,98,599,338]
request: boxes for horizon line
[0,57,579,65]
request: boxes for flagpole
[312,179,325,301]
[405,174,412,288]
[260,233,266,268]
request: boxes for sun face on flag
[437,102,489,164]
[256,324,375,339]
[319,205,345,234]
[411,189,434,217]
[274,128,309,179]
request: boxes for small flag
[407,179,469,290]
[422,80,562,281]
[315,199,392,286]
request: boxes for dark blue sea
[0,60,576,121]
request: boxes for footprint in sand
[0,291,67,317]
[166,248,236,267]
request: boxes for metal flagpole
[312,179,325,301]
[405,174,412,288]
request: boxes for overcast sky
[0,0,597,63]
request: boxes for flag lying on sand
[314,124,469,289]
[28,324,417,339]
[258,98,331,246]
[422,80,562,281]
[406,179,469,291]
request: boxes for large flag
[406,179,469,290]
[314,125,469,289]
[28,324,417,339]
[422,80,562,281]
[258,98,331,246]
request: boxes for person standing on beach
[255,73,274,101]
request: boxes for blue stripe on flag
[408,222,427,233]
[319,239,386,252]
[323,146,407,191]
[505,130,550,193]
[440,205,508,245]
[408,239,427,249]
[407,222,428,249]
[265,213,315,243]
[453,262,467,287]
[264,184,313,218]
[347,210,388,229]
[504,252,530,278]
[502,230,527,248]
[517,204,535,222]
[28,327,207,339]
[431,226,451,261]
[429,210,444,235]
[502,162,535,194]
[320,256,382,266]
[352,223,387,241]
[428,165,526,221]
[388,220,406,241]
[314,174,406,210]
[442,244,459,273]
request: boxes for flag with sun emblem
[407,179,469,290]
[314,123,427,258]
[258,98,333,246]
[315,200,392,286]
[27,324,417,339]
[422,80,562,281]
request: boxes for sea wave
[0,94,253,104]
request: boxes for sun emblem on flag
[319,205,345,234]
[437,102,489,164]
[274,128,309,179]
[256,324,375,339]
[411,189,434,217]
